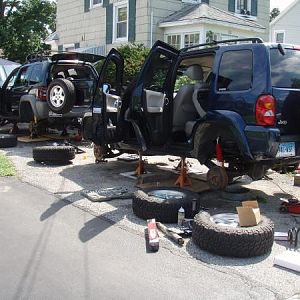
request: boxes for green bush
[117,43,150,85]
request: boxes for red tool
[280,199,300,214]
[146,219,159,252]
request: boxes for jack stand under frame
[135,152,145,176]
[174,157,192,188]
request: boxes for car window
[217,50,253,91]
[0,66,6,87]
[270,49,300,88]
[14,66,31,87]
[143,53,173,92]
[29,64,44,84]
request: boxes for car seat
[184,64,210,137]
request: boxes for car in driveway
[0,52,105,135]
[83,39,300,189]
[0,58,20,88]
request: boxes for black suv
[0,52,104,135]
[83,39,300,189]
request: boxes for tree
[270,8,280,22]
[117,43,150,85]
[0,0,56,62]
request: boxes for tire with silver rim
[132,187,200,223]
[192,211,274,257]
[47,79,76,114]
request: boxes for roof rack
[181,37,264,52]
[26,52,51,63]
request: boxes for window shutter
[103,0,109,7]
[84,0,90,12]
[58,45,63,53]
[228,0,235,12]
[202,0,209,4]
[128,0,136,42]
[106,4,113,44]
[251,0,257,16]
[75,42,80,49]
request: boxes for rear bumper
[245,125,280,158]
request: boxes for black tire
[221,185,252,202]
[132,187,200,223]
[0,134,17,148]
[47,79,76,114]
[33,146,75,163]
[192,212,274,258]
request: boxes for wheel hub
[210,213,239,227]
[207,166,229,190]
[148,190,185,200]
[50,86,65,108]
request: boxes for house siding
[56,0,269,52]
[270,1,300,44]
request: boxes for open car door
[91,48,124,147]
[130,41,179,148]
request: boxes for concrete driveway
[1,136,300,299]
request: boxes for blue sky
[270,0,295,11]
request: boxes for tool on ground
[280,198,300,214]
[288,227,299,248]
[146,219,159,252]
[64,141,85,154]
[174,157,192,187]
[156,222,184,246]
[135,152,145,176]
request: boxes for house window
[167,34,181,49]
[236,0,251,15]
[91,0,102,8]
[275,31,285,43]
[184,33,200,47]
[113,1,128,41]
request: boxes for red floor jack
[280,199,300,214]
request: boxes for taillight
[256,95,276,126]
[37,86,48,101]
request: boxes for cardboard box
[236,201,261,227]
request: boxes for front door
[0,67,20,116]
[130,41,179,148]
[91,48,124,146]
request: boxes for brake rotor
[93,144,107,162]
[207,166,229,190]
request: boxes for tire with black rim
[47,79,76,114]
[192,212,274,257]
[0,134,17,148]
[33,146,75,163]
[132,187,200,223]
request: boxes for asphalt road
[0,177,281,300]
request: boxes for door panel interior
[144,89,165,113]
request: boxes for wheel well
[19,101,34,122]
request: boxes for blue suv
[83,38,300,189]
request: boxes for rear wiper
[278,43,286,56]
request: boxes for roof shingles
[160,3,265,30]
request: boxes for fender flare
[19,95,48,121]
[190,110,253,163]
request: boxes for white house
[270,0,300,44]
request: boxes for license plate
[276,142,296,158]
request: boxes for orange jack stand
[135,152,145,176]
[174,157,192,188]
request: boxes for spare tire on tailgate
[47,78,76,114]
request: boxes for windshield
[271,48,300,88]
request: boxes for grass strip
[0,153,16,176]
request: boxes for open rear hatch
[271,46,300,158]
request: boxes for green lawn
[0,153,16,176]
